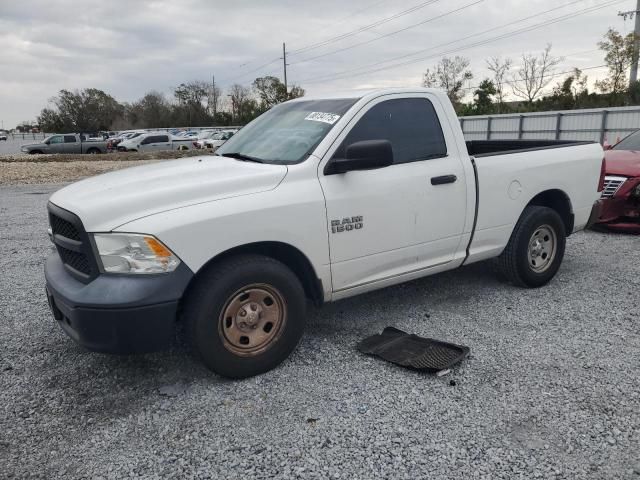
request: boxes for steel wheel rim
[527,224,557,273]
[218,284,287,356]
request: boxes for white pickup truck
[44,88,605,378]
[117,131,193,152]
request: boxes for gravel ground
[0,150,215,185]
[1,184,639,479]
[0,161,164,185]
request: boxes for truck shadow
[305,260,502,339]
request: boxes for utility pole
[618,0,640,88]
[211,74,216,119]
[282,42,288,96]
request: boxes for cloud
[0,0,633,128]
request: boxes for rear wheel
[183,255,306,378]
[495,206,566,288]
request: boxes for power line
[288,0,443,55]
[221,0,442,84]
[289,0,484,66]
[332,0,393,27]
[292,0,588,83]
[223,57,282,84]
[228,0,392,75]
[294,0,625,85]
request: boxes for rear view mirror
[326,140,394,175]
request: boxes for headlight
[93,233,180,274]
[633,182,640,197]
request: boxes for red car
[599,131,640,233]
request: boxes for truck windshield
[216,98,358,164]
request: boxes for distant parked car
[117,132,193,152]
[0,132,7,141]
[203,130,236,150]
[107,131,144,151]
[193,130,219,149]
[20,134,108,154]
[597,130,640,233]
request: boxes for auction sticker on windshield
[304,112,341,125]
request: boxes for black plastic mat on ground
[357,327,470,372]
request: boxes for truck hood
[605,149,640,177]
[49,156,288,231]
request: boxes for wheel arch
[183,241,324,308]
[525,189,574,235]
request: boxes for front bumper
[44,252,193,353]
[596,180,640,233]
[586,199,604,229]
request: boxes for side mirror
[44,140,50,145]
[326,140,394,175]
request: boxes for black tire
[495,206,566,288]
[183,254,306,379]
[30,150,43,155]
[86,148,100,154]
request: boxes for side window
[64,135,76,143]
[157,135,169,143]
[49,136,63,144]
[141,136,156,145]
[333,98,447,164]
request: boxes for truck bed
[466,139,594,157]
[465,141,604,265]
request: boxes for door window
[64,135,77,143]
[49,136,63,144]
[333,98,447,164]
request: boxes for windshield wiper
[217,152,265,163]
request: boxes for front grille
[601,176,627,199]
[48,203,97,282]
[57,246,91,275]
[49,213,80,241]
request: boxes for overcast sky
[0,0,636,128]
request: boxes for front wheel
[495,206,566,288]
[183,255,306,378]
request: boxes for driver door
[47,135,65,153]
[319,94,468,293]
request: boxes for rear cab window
[64,135,77,143]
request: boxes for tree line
[36,77,304,133]
[424,28,640,116]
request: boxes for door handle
[431,174,457,185]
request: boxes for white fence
[459,105,640,144]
